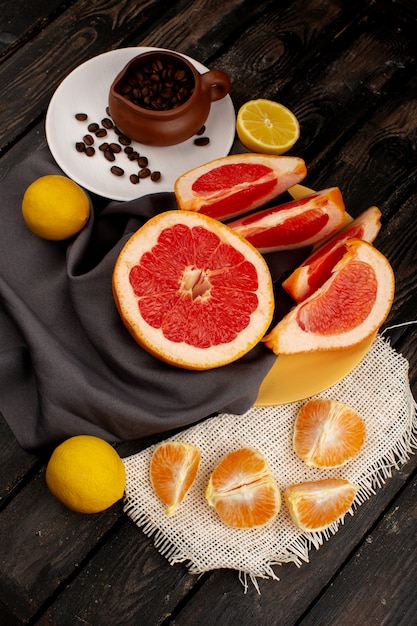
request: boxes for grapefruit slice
[293,398,366,468]
[227,187,346,253]
[149,441,201,515]
[206,447,281,529]
[284,478,359,532]
[263,239,394,355]
[174,153,307,221]
[113,211,274,370]
[282,206,382,302]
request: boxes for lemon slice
[236,99,300,155]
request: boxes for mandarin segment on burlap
[123,334,416,591]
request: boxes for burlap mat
[123,334,416,590]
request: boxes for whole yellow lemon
[22,175,90,240]
[45,435,126,514]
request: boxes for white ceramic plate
[45,47,236,201]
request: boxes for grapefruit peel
[113,210,274,370]
[174,153,307,221]
[263,239,395,355]
[227,187,346,253]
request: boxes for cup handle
[200,70,231,102]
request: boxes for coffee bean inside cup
[117,57,195,111]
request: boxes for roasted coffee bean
[124,146,134,154]
[151,171,161,182]
[95,128,107,137]
[138,156,148,168]
[194,136,210,146]
[75,113,88,121]
[138,167,151,178]
[106,106,111,116]
[196,125,206,136]
[119,134,131,145]
[85,146,95,156]
[130,174,140,184]
[87,122,99,132]
[104,149,115,162]
[83,134,94,145]
[128,150,139,161]
[75,141,86,152]
[109,143,121,153]
[99,142,109,151]
[111,166,124,176]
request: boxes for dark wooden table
[1,1,416,624]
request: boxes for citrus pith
[206,447,281,529]
[45,435,126,514]
[236,99,300,155]
[150,441,201,515]
[22,175,90,240]
[113,210,274,370]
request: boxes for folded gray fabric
[0,147,286,451]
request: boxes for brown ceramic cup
[108,50,231,146]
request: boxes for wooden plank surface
[0,0,416,624]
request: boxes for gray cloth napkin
[0,147,289,451]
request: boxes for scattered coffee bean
[85,146,95,156]
[194,136,210,146]
[75,113,88,121]
[124,146,134,154]
[111,166,124,176]
[119,134,131,145]
[95,128,107,138]
[104,149,116,162]
[99,142,109,151]
[106,106,111,116]
[128,150,139,161]
[138,167,151,178]
[101,117,114,129]
[138,156,148,168]
[83,134,94,145]
[195,125,206,136]
[151,171,161,182]
[130,174,140,184]
[87,122,99,132]
[75,141,86,152]
[109,143,122,153]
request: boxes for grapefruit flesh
[263,239,394,355]
[282,206,382,302]
[113,211,274,370]
[227,187,345,253]
[174,153,307,221]
[206,447,281,529]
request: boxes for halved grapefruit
[263,239,394,355]
[113,211,274,370]
[227,187,346,253]
[174,153,307,221]
[282,206,382,302]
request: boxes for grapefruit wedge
[113,211,274,370]
[227,187,346,253]
[263,239,394,355]
[282,206,382,302]
[174,153,307,221]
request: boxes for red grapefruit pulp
[263,239,394,355]
[227,187,346,253]
[282,206,382,302]
[113,211,274,370]
[174,154,307,221]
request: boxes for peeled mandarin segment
[113,210,274,370]
[206,447,281,529]
[149,441,201,515]
[174,153,307,221]
[284,478,359,532]
[236,99,300,155]
[282,206,382,302]
[228,187,346,253]
[263,239,395,355]
[293,398,366,468]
